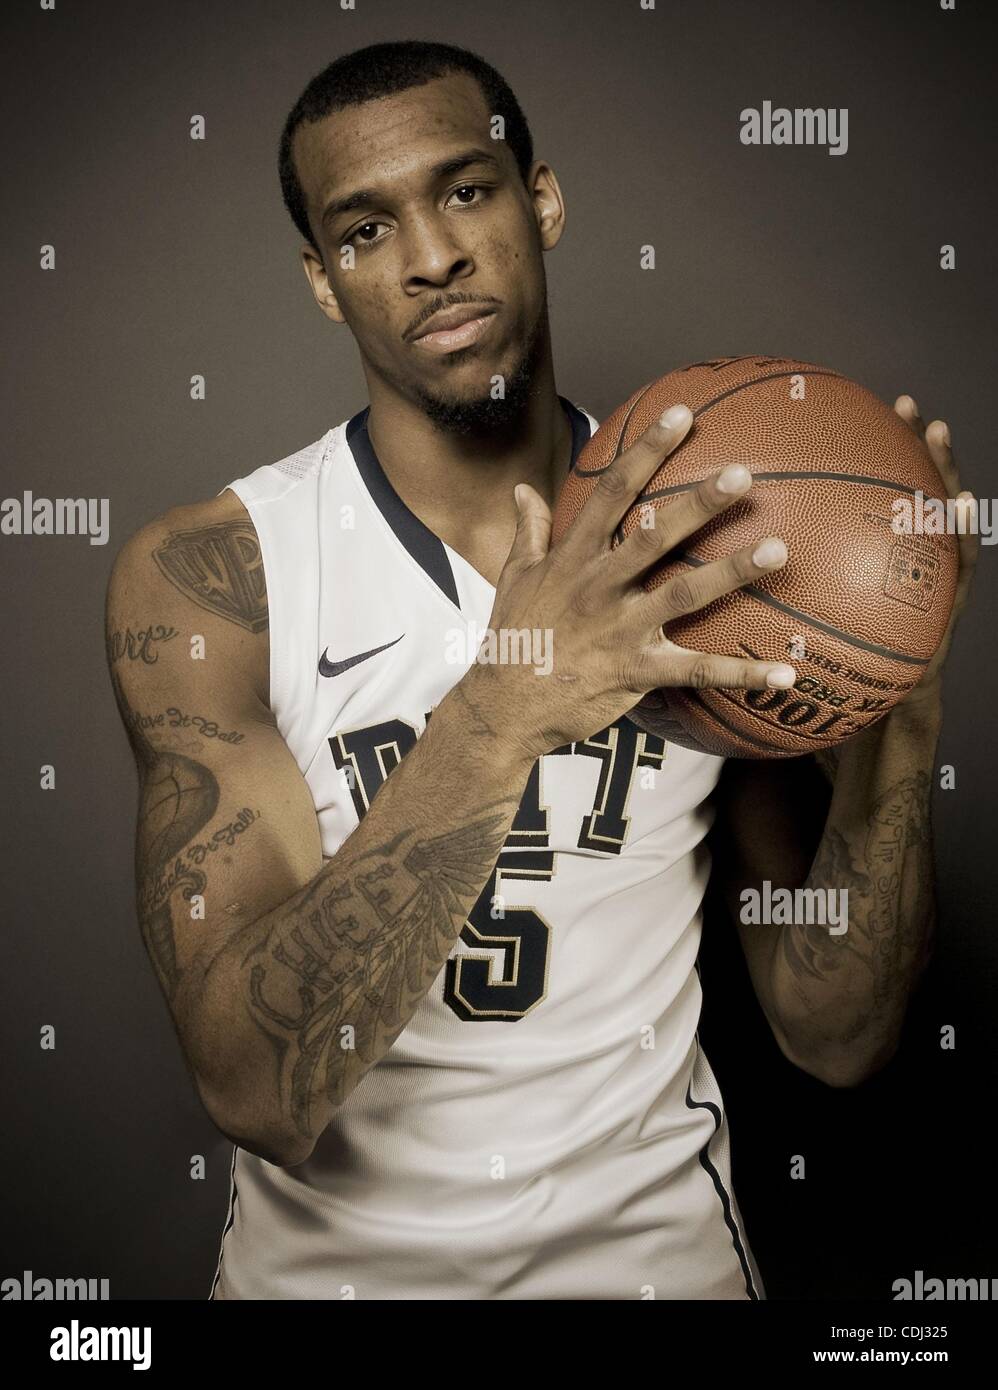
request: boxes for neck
[363,358,573,587]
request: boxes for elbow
[808,1058,877,1089]
[197,1078,315,1169]
[223,1125,315,1170]
[789,1040,899,1089]
[776,1019,900,1089]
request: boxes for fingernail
[753,537,787,567]
[659,404,691,429]
[942,423,951,446]
[717,463,751,493]
[766,664,796,688]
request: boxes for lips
[409,306,497,354]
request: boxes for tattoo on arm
[123,706,246,747]
[781,824,871,988]
[207,802,517,1138]
[136,749,219,996]
[449,680,499,739]
[782,771,934,1040]
[106,625,179,665]
[153,521,268,633]
[110,667,259,998]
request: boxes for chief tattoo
[153,520,268,633]
[197,798,518,1138]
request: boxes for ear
[528,160,567,251]
[301,243,346,324]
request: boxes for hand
[463,404,795,765]
[893,394,978,703]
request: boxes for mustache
[404,294,500,341]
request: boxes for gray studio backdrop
[2,0,994,1298]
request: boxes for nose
[399,210,473,289]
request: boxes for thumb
[508,483,552,568]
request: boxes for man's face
[293,71,562,432]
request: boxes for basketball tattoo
[109,666,259,1000]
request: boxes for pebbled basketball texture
[551,356,959,758]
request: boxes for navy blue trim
[346,399,594,609]
[685,1042,761,1300]
[346,407,460,607]
[560,394,594,468]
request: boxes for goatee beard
[415,314,547,436]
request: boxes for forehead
[294,71,501,211]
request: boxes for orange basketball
[551,356,959,758]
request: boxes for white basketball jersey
[210,397,764,1301]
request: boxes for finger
[894,393,926,440]
[611,462,754,585]
[952,491,981,587]
[506,482,552,570]
[559,403,694,556]
[634,536,789,629]
[636,640,797,693]
[920,420,979,589]
[924,418,960,496]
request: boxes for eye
[445,183,491,208]
[344,220,391,252]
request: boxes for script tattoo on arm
[153,520,268,633]
[782,770,934,1049]
[780,824,872,995]
[106,625,179,664]
[110,667,259,999]
[201,800,518,1139]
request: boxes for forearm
[183,674,532,1164]
[772,694,944,1082]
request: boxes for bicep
[129,708,323,1002]
[107,518,324,1011]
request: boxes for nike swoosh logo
[318,634,404,678]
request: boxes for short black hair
[278,39,535,249]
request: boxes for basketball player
[105,41,976,1300]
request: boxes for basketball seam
[667,551,931,666]
[573,368,843,477]
[637,471,932,502]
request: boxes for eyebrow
[320,148,504,231]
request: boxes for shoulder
[106,488,271,706]
[113,485,254,561]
